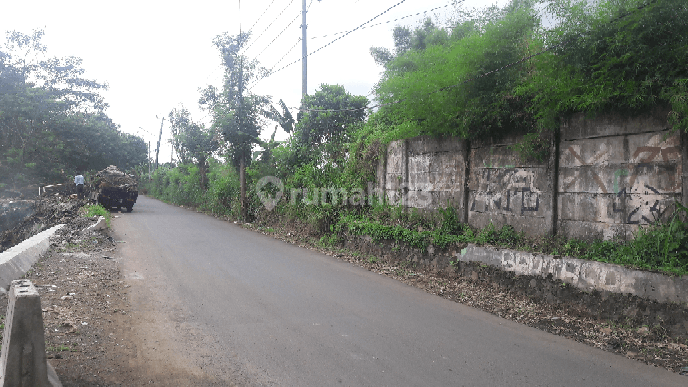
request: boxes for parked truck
[90,165,138,212]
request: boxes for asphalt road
[112,196,685,386]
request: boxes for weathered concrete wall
[467,134,554,236]
[383,139,406,205]
[457,244,688,304]
[383,136,466,214]
[378,111,682,240]
[558,111,680,240]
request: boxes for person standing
[74,173,85,199]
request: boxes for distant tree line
[0,30,147,188]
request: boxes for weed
[81,204,112,228]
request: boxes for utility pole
[238,55,247,221]
[301,0,307,97]
[155,116,165,171]
[148,141,151,180]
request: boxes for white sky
[2,0,508,163]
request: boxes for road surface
[111,196,685,386]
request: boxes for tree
[369,19,448,67]
[372,1,539,140]
[199,31,271,219]
[0,30,146,186]
[291,84,368,166]
[168,106,218,188]
[521,0,688,132]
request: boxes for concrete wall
[558,112,680,240]
[377,110,683,240]
[383,136,467,216]
[468,134,554,237]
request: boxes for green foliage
[168,106,218,188]
[290,84,368,167]
[366,0,687,160]
[520,0,688,132]
[0,30,147,186]
[372,1,539,141]
[199,31,271,171]
[145,160,245,219]
[81,204,111,228]
[560,203,688,275]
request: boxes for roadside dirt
[0,209,243,386]
[0,212,134,386]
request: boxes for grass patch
[333,204,688,276]
[81,204,111,228]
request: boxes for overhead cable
[248,0,279,34]
[309,4,451,40]
[243,0,298,54]
[256,12,302,59]
[249,0,411,90]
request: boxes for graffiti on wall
[562,133,680,225]
[470,168,542,215]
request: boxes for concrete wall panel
[383,136,466,210]
[558,125,681,239]
[377,111,681,241]
[562,110,670,140]
[467,138,552,236]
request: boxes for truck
[90,165,139,212]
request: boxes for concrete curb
[457,244,688,304]
[82,216,107,233]
[0,224,65,291]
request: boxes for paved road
[112,196,685,386]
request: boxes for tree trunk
[199,157,208,190]
[240,156,246,221]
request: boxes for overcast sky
[2,0,507,163]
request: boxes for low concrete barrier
[0,280,61,386]
[457,244,688,304]
[0,225,64,291]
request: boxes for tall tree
[199,31,270,219]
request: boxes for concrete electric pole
[302,0,308,97]
[155,116,165,171]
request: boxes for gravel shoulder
[0,213,134,386]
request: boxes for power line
[309,4,451,40]
[247,0,278,33]
[255,12,301,59]
[249,0,410,90]
[243,0,298,54]
[268,37,302,73]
